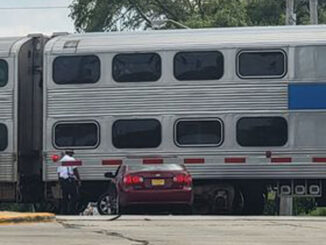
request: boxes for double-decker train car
[41,25,326,214]
[2,25,326,214]
[0,35,46,203]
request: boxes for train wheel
[97,191,118,215]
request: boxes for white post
[279,196,293,216]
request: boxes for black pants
[59,178,78,215]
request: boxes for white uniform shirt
[57,155,77,179]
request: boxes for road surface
[1,216,326,245]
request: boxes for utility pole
[286,0,296,25]
[310,0,318,24]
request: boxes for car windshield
[126,164,184,171]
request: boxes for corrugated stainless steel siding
[0,91,14,119]
[187,163,326,179]
[0,153,16,181]
[45,160,326,180]
[0,90,15,182]
[47,83,287,117]
[44,151,326,181]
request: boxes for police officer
[57,150,81,214]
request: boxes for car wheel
[97,192,118,215]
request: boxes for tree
[69,0,326,33]
[69,0,248,32]
[246,0,285,26]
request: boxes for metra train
[2,25,326,214]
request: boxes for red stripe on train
[224,157,246,163]
[102,159,122,165]
[143,158,163,164]
[184,158,205,164]
[271,157,292,163]
[313,157,326,163]
[62,161,82,166]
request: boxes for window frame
[52,120,100,149]
[236,116,288,147]
[174,118,224,147]
[52,55,101,85]
[0,59,8,87]
[112,52,162,83]
[0,123,8,151]
[173,51,224,81]
[112,118,162,149]
[236,49,287,79]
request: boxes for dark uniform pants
[59,178,78,215]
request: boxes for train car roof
[45,25,326,54]
[0,36,29,57]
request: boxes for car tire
[97,191,118,215]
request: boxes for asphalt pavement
[1,215,326,245]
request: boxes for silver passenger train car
[0,35,46,203]
[2,25,326,213]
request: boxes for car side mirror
[104,172,114,178]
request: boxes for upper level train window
[237,50,286,78]
[175,119,223,146]
[0,60,8,87]
[112,119,161,148]
[236,117,287,147]
[54,122,99,148]
[112,53,161,82]
[53,55,100,84]
[174,51,224,81]
[0,123,8,151]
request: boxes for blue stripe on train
[288,84,326,110]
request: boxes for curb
[0,212,55,224]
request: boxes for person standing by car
[57,150,81,214]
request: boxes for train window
[175,119,223,146]
[112,53,161,82]
[53,55,100,84]
[237,117,287,147]
[112,119,161,148]
[174,51,224,81]
[0,60,8,87]
[0,124,8,151]
[237,50,286,78]
[54,122,99,148]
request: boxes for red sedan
[97,163,193,214]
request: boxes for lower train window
[236,117,287,147]
[112,53,161,82]
[0,60,8,87]
[237,50,286,78]
[54,122,99,148]
[53,55,100,84]
[174,51,224,81]
[0,124,8,151]
[112,119,161,148]
[175,119,223,146]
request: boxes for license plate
[151,179,165,186]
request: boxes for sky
[0,0,75,37]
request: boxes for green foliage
[0,203,33,212]
[309,207,326,216]
[263,192,317,216]
[69,0,326,32]
[263,191,279,215]
[246,0,285,26]
[293,197,316,215]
